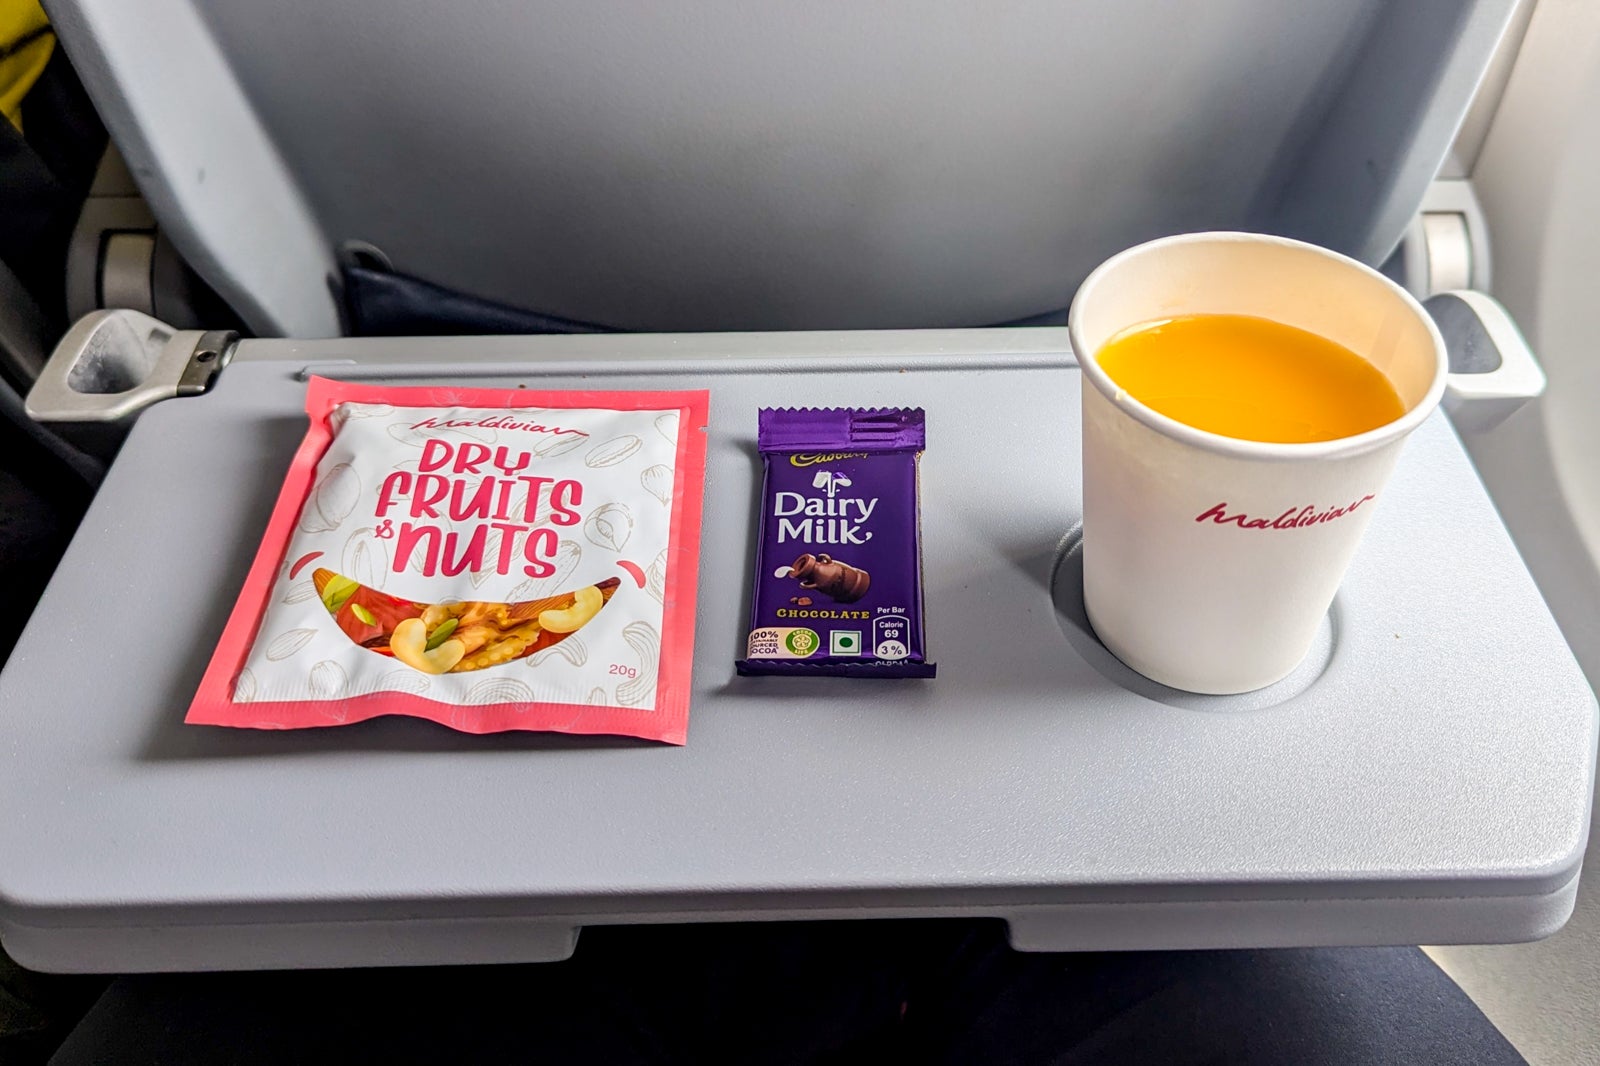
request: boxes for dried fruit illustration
[311,568,619,675]
[233,668,257,703]
[653,412,679,444]
[299,463,360,534]
[584,434,642,469]
[584,502,634,552]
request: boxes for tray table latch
[1426,291,1547,434]
[26,310,237,424]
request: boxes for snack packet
[736,407,935,678]
[188,377,709,743]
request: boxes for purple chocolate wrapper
[736,408,935,678]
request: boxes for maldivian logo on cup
[1195,495,1378,531]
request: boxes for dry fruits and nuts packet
[188,377,709,743]
[736,407,935,678]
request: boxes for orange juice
[1094,314,1405,444]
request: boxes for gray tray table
[0,328,1593,973]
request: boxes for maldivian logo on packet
[187,378,710,744]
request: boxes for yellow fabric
[0,0,54,131]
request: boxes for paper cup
[1068,232,1448,694]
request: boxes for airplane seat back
[46,0,1517,336]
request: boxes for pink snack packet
[188,377,709,744]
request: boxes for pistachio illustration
[530,431,587,459]
[653,411,679,444]
[640,464,672,506]
[584,434,643,469]
[583,502,634,552]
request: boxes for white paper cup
[1068,232,1448,694]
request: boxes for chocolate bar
[737,408,935,678]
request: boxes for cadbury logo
[789,452,869,468]
[1196,495,1377,531]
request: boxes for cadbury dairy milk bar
[736,408,935,678]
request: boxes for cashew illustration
[390,617,466,674]
[538,585,603,634]
[616,621,659,706]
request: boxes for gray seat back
[49,1,1516,336]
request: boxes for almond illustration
[282,580,319,605]
[341,528,388,589]
[299,463,360,534]
[309,660,349,700]
[265,628,317,661]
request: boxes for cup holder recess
[1050,525,1339,712]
